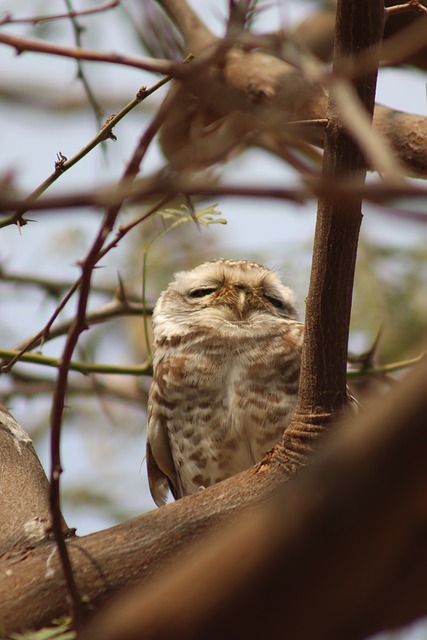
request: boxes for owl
[146,259,303,507]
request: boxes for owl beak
[235,287,250,320]
[237,288,246,308]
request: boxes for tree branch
[2,172,427,218]
[0,348,152,376]
[0,0,120,26]
[2,344,427,636]
[1,75,174,228]
[291,0,384,429]
[0,404,68,556]
[155,0,216,54]
[0,32,173,74]
[79,356,427,640]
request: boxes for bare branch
[10,298,151,353]
[3,370,148,406]
[2,355,427,635]
[291,0,384,426]
[0,348,152,376]
[3,171,427,220]
[386,1,427,16]
[46,102,168,624]
[79,357,427,640]
[0,268,146,301]
[348,352,426,378]
[0,1,120,26]
[0,32,174,75]
[1,74,175,229]
[0,405,68,555]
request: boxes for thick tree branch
[154,2,427,178]
[0,453,288,632]
[293,1,427,70]
[2,172,427,218]
[0,404,67,556]
[292,0,384,428]
[79,356,427,640]
[2,357,427,636]
[155,0,216,54]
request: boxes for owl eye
[188,287,217,299]
[264,294,285,309]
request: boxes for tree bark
[293,1,427,71]
[156,0,427,178]
[2,358,427,637]
[80,351,427,640]
[0,454,294,632]
[292,0,383,429]
[0,404,67,556]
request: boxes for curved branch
[2,353,427,636]
[0,405,68,556]
[292,0,384,423]
[153,4,427,178]
[0,32,174,74]
[5,297,152,358]
[0,348,152,376]
[80,356,427,640]
[155,0,217,54]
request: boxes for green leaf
[9,617,75,640]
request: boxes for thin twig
[0,348,152,375]
[3,298,152,361]
[385,1,427,16]
[3,369,148,405]
[63,0,104,128]
[1,74,174,228]
[48,91,170,626]
[0,1,120,26]
[0,31,175,75]
[0,268,144,300]
[1,193,172,372]
[0,280,83,372]
[2,174,427,217]
[347,353,425,378]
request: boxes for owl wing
[146,404,180,507]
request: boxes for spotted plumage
[146,259,303,507]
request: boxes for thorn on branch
[0,12,12,25]
[55,152,68,173]
[348,327,383,372]
[184,195,200,227]
[100,114,118,141]
[115,273,128,304]
[15,216,28,232]
[136,86,148,101]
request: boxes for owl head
[152,259,299,339]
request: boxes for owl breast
[149,321,302,498]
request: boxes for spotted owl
[146,259,303,507]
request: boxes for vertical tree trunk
[292,0,384,428]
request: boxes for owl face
[152,259,298,339]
